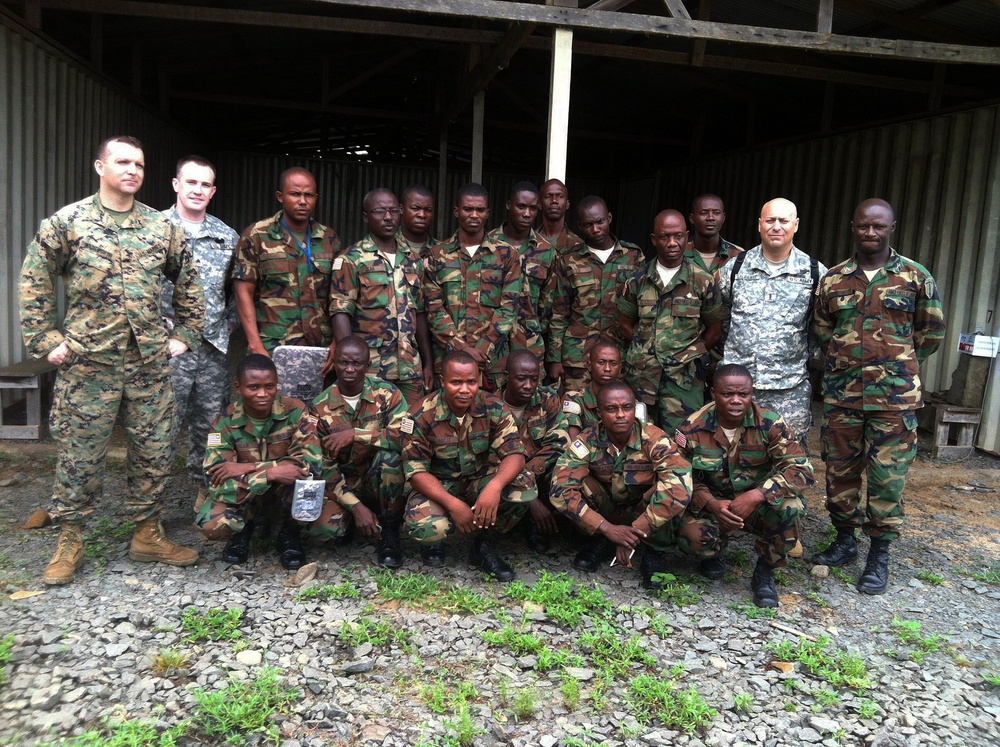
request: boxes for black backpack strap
[807,255,820,321]
[728,250,748,303]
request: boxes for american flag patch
[674,430,687,448]
[400,417,415,434]
[207,433,222,446]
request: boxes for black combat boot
[812,529,858,567]
[469,533,515,581]
[525,517,551,554]
[751,558,780,608]
[275,519,306,570]
[420,544,446,568]
[640,550,669,590]
[572,535,614,572]
[222,521,254,565]
[377,516,403,569]
[699,555,726,581]
[857,537,890,595]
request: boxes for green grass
[506,571,612,627]
[191,668,297,745]
[733,691,753,712]
[295,581,360,601]
[628,674,717,735]
[649,573,701,606]
[481,625,544,656]
[729,601,777,620]
[561,674,581,711]
[512,686,537,721]
[374,570,441,602]
[339,616,410,648]
[419,679,479,714]
[580,622,655,677]
[181,607,243,643]
[891,618,949,663]
[983,672,1000,688]
[536,646,585,672]
[0,634,14,686]
[812,687,840,708]
[436,586,494,614]
[151,647,189,675]
[916,570,944,585]
[416,679,483,747]
[37,718,186,746]
[857,698,879,719]
[970,564,1000,586]
[830,566,854,585]
[769,636,871,691]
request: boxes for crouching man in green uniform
[198,354,312,569]
[675,364,814,607]
[550,381,710,590]
[403,350,537,580]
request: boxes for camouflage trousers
[561,366,589,396]
[821,405,918,541]
[629,369,703,434]
[754,379,812,446]
[579,477,717,556]
[404,470,538,545]
[196,479,290,539]
[694,494,805,567]
[392,378,427,409]
[49,346,174,524]
[304,450,405,542]
[170,342,229,483]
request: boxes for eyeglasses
[366,207,402,217]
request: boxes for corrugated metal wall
[0,15,193,369]
[655,105,1000,453]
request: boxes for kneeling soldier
[309,336,408,568]
[550,381,707,590]
[199,354,312,569]
[676,363,814,607]
[403,350,536,580]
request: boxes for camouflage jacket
[203,394,312,504]
[549,421,692,536]
[684,238,744,273]
[539,225,583,255]
[546,238,643,366]
[618,258,725,392]
[20,194,203,364]
[309,375,408,510]
[506,385,570,477]
[676,401,814,510]
[561,386,601,432]
[329,233,426,382]
[812,249,945,411]
[161,208,239,354]
[716,245,827,389]
[487,223,555,360]
[423,232,522,373]
[397,228,436,259]
[402,390,526,484]
[232,211,342,352]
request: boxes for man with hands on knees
[402,351,537,580]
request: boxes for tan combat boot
[129,518,199,567]
[44,523,84,585]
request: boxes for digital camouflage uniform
[20,195,203,524]
[717,245,828,441]
[423,232,522,384]
[618,258,725,432]
[329,233,427,404]
[546,239,643,392]
[197,394,311,538]
[684,238,744,273]
[304,375,408,541]
[507,385,570,495]
[561,387,601,433]
[402,390,536,544]
[232,212,342,353]
[487,223,555,362]
[813,249,945,540]
[161,208,240,483]
[549,421,711,554]
[676,401,814,566]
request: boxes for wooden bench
[927,399,982,459]
[0,359,58,439]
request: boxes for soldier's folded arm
[760,421,815,504]
[422,258,459,351]
[18,222,70,359]
[164,226,204,352]
[632,441,693,536]
[913,277,946,361]
[234,278,267,356]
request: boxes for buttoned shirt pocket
[359,267,390,308]
[623,463,654,486]
[235,441,262,462]
[266,431,292,459]
[478,264,504,308]
[572,273,600,311]
[524,261,549,299]
[260,253,297,288]
[437,261,463,287]
[672,296,701,318]
[737,447,768,469]
[691,453,725,476]
[73,248,116,297]
[469,428,491,455]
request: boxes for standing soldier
[685,194,743,273]
[424,183,522,390]
[399,184,436,257]
[676,364,814,608]
[546,196,643,393]
[619,209,724,432]
[233,167,342,363]
[537,178,582,254]
[20,135,203,585]
[330,187,435,407]
[812,199,945,595]
[562,339,622,441]
[161,156,240,505]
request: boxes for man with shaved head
[537,178,581,253]
[233,167,342,364]
[716,198,827,444]
[812,198,945,595]
[618,209,725,432]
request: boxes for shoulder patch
[333,256,344,271]
[207,433,222,447]
[308,416,318,425]
[400,417,415,434]
[570,439,590,459]
[562,400,582,415]
[674,430,687,448]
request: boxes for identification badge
[562,400,582,415]
[207,433,222,446]
[570,439,589,459]
[400,417,415,434]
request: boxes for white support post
[471,90,485,184]
[545,27,573,182]
[437,127,449,238]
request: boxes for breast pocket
[691,454,725,478]
[72,248,116,298]
[359,268,390,308]
[573,274,600,311]
[266,432,292,459]
[478,264,504,308]
[738,448,768,469]
[524,261,548,299]
[469,429,491,455]
[436,261,463,288]
[260,254,297,290]
[623,463,654,486]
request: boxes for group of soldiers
[19,136,946,610]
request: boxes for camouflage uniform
[813,249,945,540]
[684,238,744,273]
[197,394,311,538]
[540,226,583,256]
[423,232,522,384]
[302,375,409,541]
[508,385,570,494]
[329,233,427,404]
[716,245,828,440]
[676,401,814,566]
[161,208,240,483]
[397,229,436,259]
[549,422,711,554]
[20,195,204,524]
[618,258,726,432]
[560,387,601,433]
[546,239,643,391]
[486,223,555,361]
[402,390,536,544]
[232,212,342,353]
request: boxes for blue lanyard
[282,217,314,271]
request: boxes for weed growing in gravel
[340,616,410,648]
[191,668,297,744]
[151,647,189,675]
[417,679,483,746]
[856,698,880,718]
[768,636,871,691]
[733,691,753,712]
[82,518,136,565]
[728,602,777,620]
[590,672,612,711]
[784,701,798,712]
[482,624,544,655]
[970,564,1000,585]
[580,622,655,677]
[374,570,441,602]
[916,570,944,585]
[561,674,581,711]
[536,646,585,671]
[37,717,186,746]
[512,686,537,721]
[891,618,949,663]
[419,679,478,714]
[728,549,750,568]
[806,591,830,608]
[829,566,854,585]
[437,586,493,614]
[628,674,716,735]
[0,634,14,686]
[812,687,841,708]
[296,581,360,601]
[181,607,243,643]
[983,672,1000,687]
[506,571,612,627]
[648,573,700,606]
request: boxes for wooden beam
[313,0,1000,64]
[471,89,485,183]
[691,0,709,67]
[171,91,433,122]
[445,21,536,122]
[587,0,636,10]
[816,0,834,35]
[833,0,990,46]
[662,0,692,21]
[545,26,573,181]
